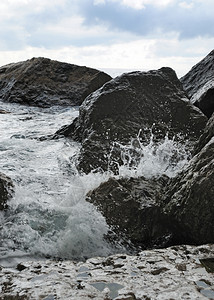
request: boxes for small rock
[0,109,10,114]
[16,263,27,271]
[176,264,187,271]
[151,267,169,275]
[115,292,137,300]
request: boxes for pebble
[1,244,214,299]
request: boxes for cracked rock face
[0,57,112,108]
[1,244,214,299]
[180,50,214,118]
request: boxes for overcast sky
[0,0,213,77]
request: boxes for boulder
[0,57,111,108]
[86,176,174,249]
[180,50,214,118]
[195,112,214,154]
[163,116,214,244]
[0,172,14,210]
[57,67,207,174]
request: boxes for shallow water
[0,100,190,267]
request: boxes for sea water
[0,97,190,267]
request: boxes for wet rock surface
[54,63,211,250]
[0,172,14,210]
[57,67,207,174]
[180,50,214,118]
[1,244,214,299]
[1,53,214,299]
[0,57,111,108]
[195,112,214,153]
[163,115,214,245]
[86,176,172,249]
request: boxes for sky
[0,0,213,77]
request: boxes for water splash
[108,130,190,179]
[0,102,191,265]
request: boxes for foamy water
[0,100,190,266]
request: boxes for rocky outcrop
[86,175,173,249]
[163,116,214,245]
[180,50,214,118]
[57,67,207,174]
[0,57,111,108]
[85,106,214,249]
[0,172,14,210]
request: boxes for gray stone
[0,57,111,108]
[163,117,214,244]
[195,113,214,153]
[86,175,173,249]
[180,50,214,118]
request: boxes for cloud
[0,0,213,77]
[1,35,214,78]
[26,16,111,48]
[79,0,214,39]
[179,1,194,9]
[0,0,213,52]
[0,0,70,50]
[94,0,176,9]
[94,0,106,5]
[118,0,174,9]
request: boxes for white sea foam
[0,101,190,265]
[0,103,118,264]
[113,131,190,179]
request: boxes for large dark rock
[0,57,111,107]
[86,114,214,248]
[86,176,173,249]
[180,50,214,118]
[195,113,214,153]
[57,67,207,174]
[163,116,214,244]
[0,172,14,210]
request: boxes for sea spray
[108,129,191,179]
[0,102,191,265]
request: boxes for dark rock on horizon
[57,67,207,174]
[0,57,111,108]
[163,115,214,244]
[180,50,214,118]
[86,175,173,249]
[0,172,14,210]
